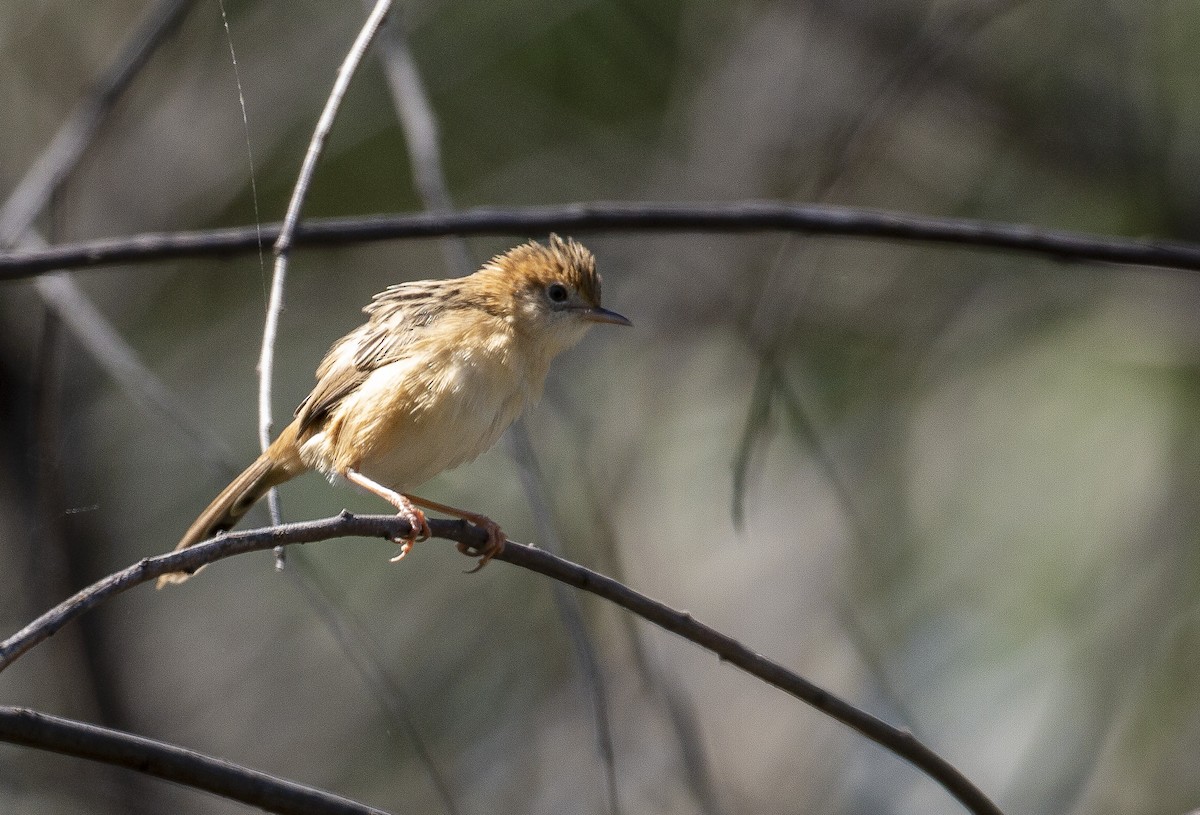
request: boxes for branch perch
[0,513,1002,815]
[3,201,1200,280]
[0,512,473,673]
[0,706,388,815]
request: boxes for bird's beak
[580,306,632,326]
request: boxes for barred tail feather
[157,423,305,587]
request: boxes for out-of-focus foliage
[3,1,1200,813]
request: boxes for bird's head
[476,234,631,357]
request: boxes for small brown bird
[159,235,629,586]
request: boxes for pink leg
[404,494,506,573]
[344,469,431,561]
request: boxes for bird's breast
[305,336,539,491]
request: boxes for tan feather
[157,424,305,587]
[163,236,627,583]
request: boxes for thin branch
[370,14,623,812]
[259,0,392,541]
[769,361,875,549]
[566,441,728,815]
[5,201,1200,281]
[0,0,195,246]
[372,6,473,273]
[33,270,235,473]
[281,562,462,815]
[496,544,1005,815]
[731,358,775,530]
[368,10,621,811]
[0,513,1003,815]
[810,0,1029,199]
[270,0,393,258]
[231,9,465,806]
[0,707,389,815]
[0,0,231,472]
[507,421,621,815]
[375,12,452,213]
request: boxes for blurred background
[3,0,1200,813]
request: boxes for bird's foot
[389,501,431,562]
[455,516,506,573]
[342,469,431,563]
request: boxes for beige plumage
[159,235,629,586]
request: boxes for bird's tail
[157,423,305,587]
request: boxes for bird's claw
[456,519,505,573]
[389,507,431,562]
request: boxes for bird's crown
[481,234,601,307]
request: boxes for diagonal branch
[33,269,236,472]
[0,513,1003,815]
[0,0,195,246]
[506,421,622,813]
[0,0,234,474]
[497,542,1005,815]
[270,0,394,259]
[372,6,473,274]
[4,200,1200,281]
[0,706,388,815]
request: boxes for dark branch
[0,513,1002,815]
[0,706,389,815]
[0,512,479,672]
[496,546,1004,815]
[3,201,1200,280]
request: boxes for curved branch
[495,545,1003,815]
[0,706,388,815]
[0,512,476,673]
[258,0,393,544]
[271,0,392,258]
[0,513,1003,815]
[2,201,1200,280]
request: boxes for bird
[158,235,629,587]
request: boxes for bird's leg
[404,494,506,573]
[343,468,431,560]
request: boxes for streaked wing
[294,333,368,434]
[294,280,451,433]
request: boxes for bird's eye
[547,282,569,303]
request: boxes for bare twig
[370,15,623,811]
[507,421,621,815]
[259,0,393,544]
[0,0,230,473]
[182,20,474,809]
[271,0,393,260]
[503,543,1006,815]
[0,0,194,246]
[5,200,1200,280]
[372,6,473,273]
[566,443,728,815]
[33,270,235,473]
[375,12,451,212]
[0,513,1003,815]
[811,0,1029,199]
[0,707,388,815]
[731,359,775,530]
